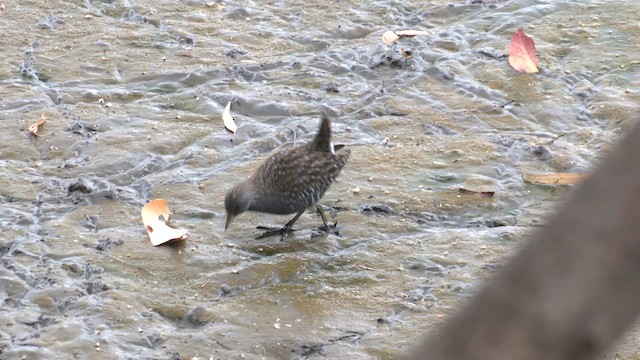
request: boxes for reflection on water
[1,0,639,358]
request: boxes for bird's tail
[313,111,332,153]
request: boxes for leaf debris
[141,199,188,246]
[28,113,46,136]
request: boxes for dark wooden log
[410,121,640,360]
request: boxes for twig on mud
[499,99,515,108]
[546,133,567,145]
[215,339,232,350]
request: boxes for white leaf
[222,101,237,133]
[382,31,400,45]
[381,30,429,45]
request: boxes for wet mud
[1,0,639,359]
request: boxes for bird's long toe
[255,225,296,240]
[256,225,281,231]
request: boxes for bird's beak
[225,214,234,231]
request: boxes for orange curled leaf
[522,172,587,185]
[141,199,188,246]
[508,29,539,73]
[29,113,46,136]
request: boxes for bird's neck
[234,181,258,212]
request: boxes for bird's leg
[255,209,304,240]
[316,205,330,231]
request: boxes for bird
[225,112,350,239]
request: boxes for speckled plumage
[225,113,350,237]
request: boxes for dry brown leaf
[381,30,429,45]
[522,172,587,185]
[29,113,46,136]
[222,101,237,133]
[141,199,188,246]
[458,188,495,197]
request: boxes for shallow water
[1,0,639,359]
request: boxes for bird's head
[224,182,254,230]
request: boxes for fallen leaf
[222,101,237,133]
[458,188,495,197]
[508,29,539,73]
[382,31,400,45]
[522,172,587,185]
[382,30,429,45]
[396,30,429,37]
[141,199,188,246]
[29,113,46,136]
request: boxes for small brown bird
[225,112,350,239]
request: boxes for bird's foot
[311,222,340,238]
[255,225,296,240]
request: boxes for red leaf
[508,29,539,73]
